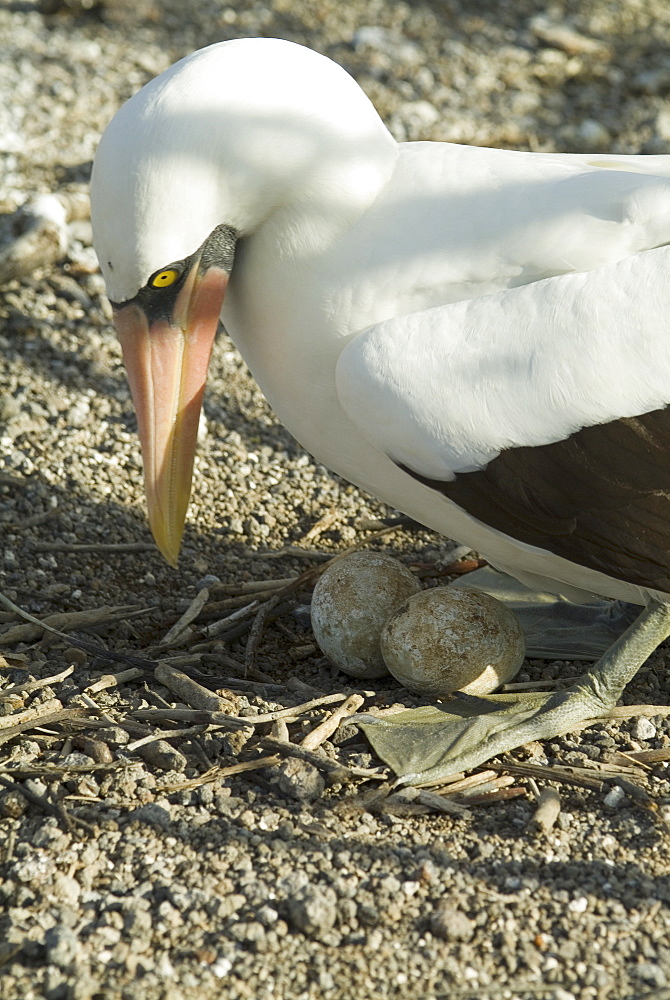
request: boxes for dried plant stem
[0,665,74,700]
[159,588,211,647]
[435,770,498,795]
[204,600,260,639]
[84,668,145,694]
[301,694,365,751]
[131,692,347,729]
[260,735,386,781]
[154,662,234,712]
[0,604,144,646]
[157,755,283,792]
[0,697,64,730]
[244,595,283,675]
[125,726,208,752]
[32,542,156,553]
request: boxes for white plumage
[90,37,670,780]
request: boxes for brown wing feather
[399,409,670,593]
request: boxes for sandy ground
[1,2,670,998]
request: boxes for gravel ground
[2,2,670,999]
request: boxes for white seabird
[90,37,670,781]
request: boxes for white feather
[91,38,670,605]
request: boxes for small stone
[63,646,88,666]
[129,801,172,829]
[430,903,474,942]
[60,752,94,768]
[44,926,79,969]
[228,921,266,944]
[138,740,187,772]
[577,118,610,148]
[0,788,27,818]
[286,884,337,938]
[631,717,656,741]
[273,758,325,802]
[74,736,113,764]
[634,963,668,988]
[604,785,626,809]
[95,726,130,747]
[238,808,256,828]
[212,957,233,978]
[400,100,440,129]
[634,67,670,95]
[378,875,401,895]
[52,873,81,907]
[567,896,588,914]
[256,904,279,927]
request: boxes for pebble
[286,884,338,938]
[129,802,173,829]
[0,789,28,818]
[577,118,611,148]
[430,903,474,942]
[631,717,656,741]
[44,926,80,970]
[138,740,188,772]
[604,785,626,809]
[272,757,325,802]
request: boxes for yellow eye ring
[150,267,181,289]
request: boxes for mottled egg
[311,551,421,678]
[381,586,525,696]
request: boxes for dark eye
[149,267,181,289]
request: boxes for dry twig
[0,590,156,671]
[431,769,498,795]
[0,701,93,746]
[464,787,527,805]
[154,662,234,712]
[159,588,211,647]
[391,786,472,818]
[156,755,283,792]
[244,594,283,674]
[212,577,297,596]
[0,604,145,645]
[32,542,156,553]
[84,667,145,694]
[260,735,387,781]
[301,694,365,750]
[131,692,348,729]
[298,509,338,545]
[204,600,260,639]
[125,726,209,752]
[0,665,74,700]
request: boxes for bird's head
[91,37,394,565]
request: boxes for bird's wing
[335,245,670,591]
[343,147,670,316]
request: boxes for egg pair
[310,551,525,696]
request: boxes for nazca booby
[90,37,670,782]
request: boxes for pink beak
[113,261,228,565]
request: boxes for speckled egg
[381,586,525,696]
[310,551,421,678]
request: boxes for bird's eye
[149,267,181,289]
